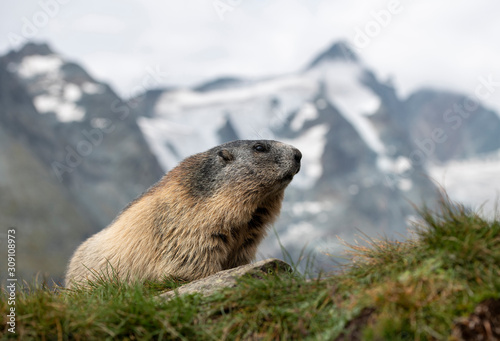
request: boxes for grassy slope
[1,197,499,340]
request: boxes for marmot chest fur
[65,140,301,287]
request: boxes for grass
[1,195,499,340]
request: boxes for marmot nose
[293,148,302,163]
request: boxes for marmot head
[179,140,301,200]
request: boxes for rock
[452,298,500,341]
[160,258,292,300]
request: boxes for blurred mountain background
[1,40,499,283]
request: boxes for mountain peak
[17,41,54,57]
[2,41,55,64]
[307,41,358,69]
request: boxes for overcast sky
[1,0,499,112]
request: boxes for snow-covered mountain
[133,41,500,267]
[131,43,436,266]
[0,42,163,281]
[1,41,499,280]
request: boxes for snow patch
[137,116,220,171]
[278,222,323,247]
[394,157,412,174]
[64,83,82,102]
[291,102,318,131]
[82,82,105,94]
[288,201,333,216]
[283,124,328,189]
[34,95,59,113]
[378,156,412,174]
[398,179,413,191]
[33,94,85,122]
[17,55,63,78]
[57,102,85,122]
[91,118,111,129]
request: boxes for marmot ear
[218,149,234,162]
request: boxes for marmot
[65,140,301,288]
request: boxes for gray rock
[160,258,292,299]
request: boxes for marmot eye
[253,144,267,152]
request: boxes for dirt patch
[335,307,376,341]
[452,298,500,341]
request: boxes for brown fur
[65,140,301,288]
